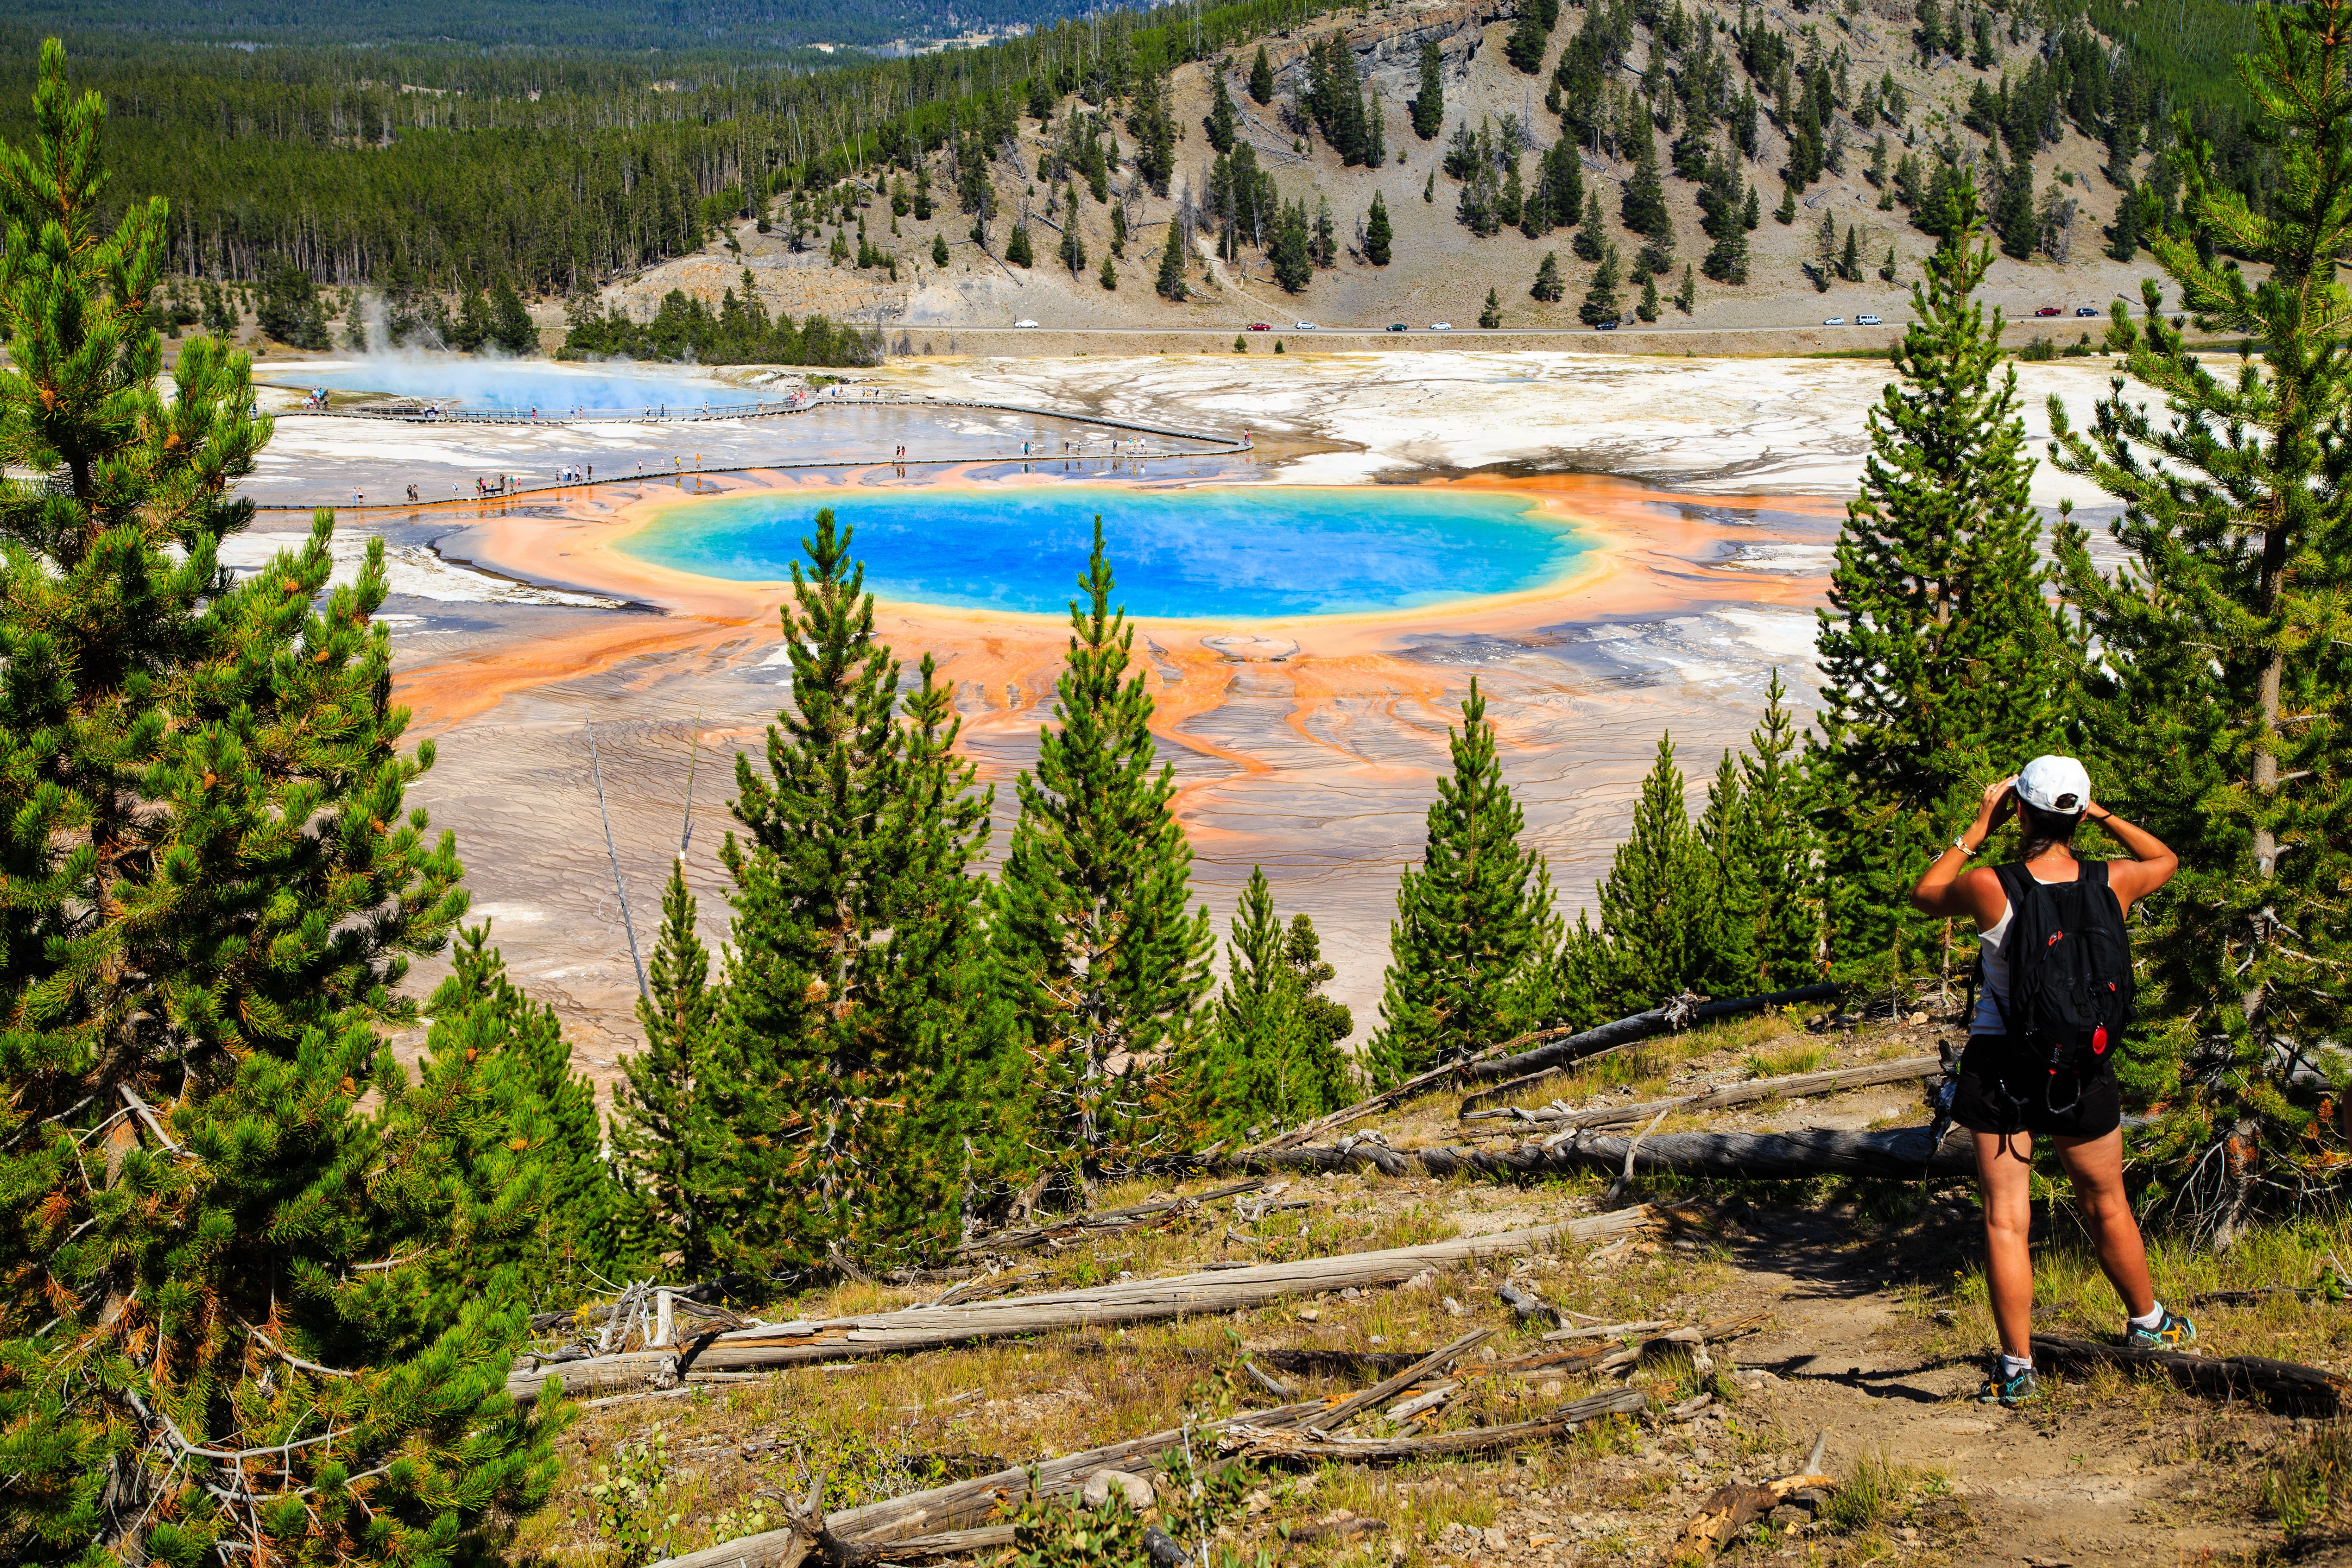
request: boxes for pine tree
[452,288,491,351]
[1572,191,1607,261]
[1809,173,2072,988]
[997,519,1213,1176]
[612,862,720,1275]
[1365,190,1393,264]
[489,274,536,353]
[0,43,559,1563]
[1578,243,1622,325]
[1156,217,1190,299]
[1271,198,1313,291]
[1729,670,1819,992]
[1675,262,1696,312]
[1249,44,1277,106]
[1101,253,1118,290]
[2106,186,2141,260]
[1284,913,1354,1054]
[1411,38,1445,138]
[1774,183,1798,224]
[1587,735,1712,1013]
[1696,749,1756,998]
[1532,249,1565,301]
[418,927,615,1291]
[1703,214,1749,283]
[1840,223,1861,280]
[1362,85,1387,166]
[1480,286,1503,328]
[1207,72,1238,154]
[1189,869,1354,1140]
[1637,273,1660,321]
[1060,183,1088,274]
[1507,1,1551,73]
[2045,0,2352,1237]
[932,232,950,266]
[714,510,993,1272]
[1007,222,1035,267]
[1995,150,2039,258]
[1367,682,1560,1087]
[1622,138,1671,240]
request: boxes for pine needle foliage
[2045,0,2352,1238]
[712,508,1001,1277]
[1368,681,1560,1087]
[611,861,720,1277]
[0,41,562,1566]
[996,518,1212,1178]
[1190,867,1356,1141]
[1809,173,2075,990]
[1586,734,1713,1015]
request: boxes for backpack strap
[1985,862,2030,1038]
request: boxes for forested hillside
[5,0,2282,309]
[3,0,1080,51]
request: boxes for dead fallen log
[2031,1334,2352,1416]
[1289,1329,1490,1433]
[1221,1386,1649,1463]
[1456,983,1841,1110]
[515,1206,1657,1400]
[833,1524,1016,1564]
[650,1396,1331,1568]
[955,1181,1264,1256]
[1421,1123,1975,1181]
[1676,1432,1834,1561]
[1247,982,1839,1151]
[1463,1056,1941,1135]
[1203,1123,1974,1183]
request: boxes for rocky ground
[517,1005,2352,1567]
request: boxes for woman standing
[1911,755,2190,1406]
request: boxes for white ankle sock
[2000,1353,2032,1378]
[2127,1302,2165,1330]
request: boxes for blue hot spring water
[620,485,1590,619]
[271,357,754,413]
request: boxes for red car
[2035,306,2061,317]
[1247,322,1272,331]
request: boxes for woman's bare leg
[1974,1129,2038,1360]
[2053,1128,2158,1321]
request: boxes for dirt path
[1696,1203,2282,1566]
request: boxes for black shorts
[1952,1033,2122,1140]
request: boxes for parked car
[1295,320,1318,330]
[1429,321,1453,331]
[2076,305,2101,317]
[2035,306,2062,317]
[1856,314,1883,326]
[1247,322,1272,331]
[1014,319,1039,328]
[1388,322,1410,331]
[1596,319,1619,331]
[1823,316,1847,326]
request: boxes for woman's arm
[1911,777,2015,922]
[2084,802,2177,913]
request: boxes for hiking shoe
[1977,1363,2040,1407]
[2126,1308,2197,1350]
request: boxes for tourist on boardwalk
[1910,757,2192,1407]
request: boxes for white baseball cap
[2016,755,2092,815]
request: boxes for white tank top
[1971,866,2085,1035]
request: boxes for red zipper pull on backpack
[2092,1024,2108,1056]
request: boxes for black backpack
[1990,860,2135,1111]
